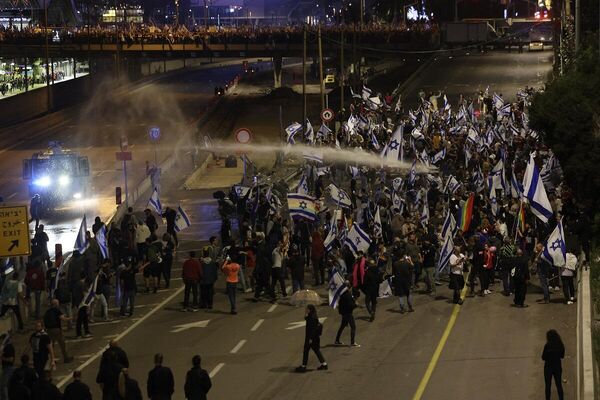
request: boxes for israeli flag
[74,215,89,253]
[373,207,383,238]
[305,119,315,144]
[488,176,498,216]
[493,93,503,109]
[431,148,446,164]
[81,275,98,308]
[523,153,553,223]
[473,166,485,193]
[345,223,372,255]
[361,85,372,101]
[234,185,251,198]
[510,168,523,199]
[285,122,302,144]
[467,126,480,144]
[382,124,404,162]
[441,210,457,240]
[96,225,109,259]
[378,276,394,298]
[489,159,506,192]
[328,269,348,309]
[437,234,454,273]
[392,193,404,214]
[2,259,14,276]
[296,174,309,195]
[324,210,340,251]
[420,200,429,228]
[408,159,417,186]
[148,187,163,214]
[316,124,332,141]
[541,220,566,267]
[444,175,461,194]
[174,205,192,232]
[392,177,403,192]
[498,103,511,118]
[327,183,352,209]
[302,149,323,164]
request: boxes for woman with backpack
[296,305,327,373]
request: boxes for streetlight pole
[575,0,580,52]
[318,24,324,111]
[302,24,307,133]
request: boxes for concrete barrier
[577,266,596,400]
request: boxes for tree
[528,49,600,235]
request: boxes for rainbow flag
[517,202,526,233]
[458,193,474,232]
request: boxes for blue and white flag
[408,159,417,186]
[441,210,457,240]
[285,122,302,144]
[74,215,89,253]
[431,148,446,164]
[328,269,348,309]
[378,276,394,298]
[392,193,404,214]
[510,168,523,199]
[296,174,309,195]
[81,275,98,308]
[324,210,341,251]
[382,124,404,162]
[174,205,192,232]
[316,124,332,141]
[2,259,14,276]
[420,200,429,228]
[437,235,454,273]
[361,85,372,101]
[493,93,503,109]
[488,176,498,216]
[287,193,317,220]
[523,153,553,223]
[392,177,403,192]
[302,149,323,164]
[489,159,506,193]
[444,175,461,194]
[345,223,372,255]
[96,225,109,259]
[370,129,381,150]
[373,207,383,238]
[473,166,485,193]
[305,119,315,144]
[233,185,251,199]
[327,183,352,209]
[541,220,566,267]
[148,187,163,214]
[498,103,511,118]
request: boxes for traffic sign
[235,128,252,144]
[148,126,161,141]
[116,151,133,161]
[0,206,31,257]
[120,136,128,151]
[321,108,335,122]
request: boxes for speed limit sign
[321,108,335,123]
[235,128,252,144]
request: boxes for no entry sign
[235,128,252,144]
[321,108,335,122]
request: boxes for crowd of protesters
[0,21,438,46]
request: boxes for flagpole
[513,200,522,245]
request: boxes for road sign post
[0,205,31,257]
[149,126,161,166]
[120,136,130,207]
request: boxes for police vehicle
[22,142,90,207]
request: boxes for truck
[22,142,90,207]
[443,21,492,44]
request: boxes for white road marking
[170,320,210,333]
[209,363,225,378]
[250,319,264,332]
[267,304,278,313]
[66,337,94,343]
[6,193,17,200]
[230,339,246,354]
[57,284,185,388]
[286,317,327,330]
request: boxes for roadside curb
[397,55,436,96]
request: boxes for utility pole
[302,24,307,132]
[318,24,324,111]
[340,29,344,117]
[575,0,580,52]
[44,3,50,111]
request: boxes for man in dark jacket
[288,245,305,292]
[147,353,174,400]
[63,370,92,400]
[334,287,359,347]
[512,249,531,307]
[253,236,275,301]
[200,248,218,309]
[184,355,212,400]
[362,260,382,322]
[31,370,61,400]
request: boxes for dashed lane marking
[267,304,277,313]
[209,363,225,378]
[230,339,247,354]
[250,319,264,332]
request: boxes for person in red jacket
[311,229,325,286]
[182,251,202,311]
[25,260,46,319]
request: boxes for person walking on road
[182,251,202,311]
[392,252,414,314]
[28,321,54,381]
[63,370,92,400]
[542,329,565,400]
[334,287,360,347]
[184,355,212,400]
[296,305,327,372]
[200,248,218,309]
[512,248,530,308]
[43,299,73,363]
[147,353,175,400]
[288,244,305,293]
[449,246,466,305]
[29,194,43,228]
[362,260,382,322]
[221,256,240,315]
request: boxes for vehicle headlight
[58,175,71,186]
[34,176,51,187]
[73,192,82,199]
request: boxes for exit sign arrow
[8,240,18,252]
[170,320,210,333]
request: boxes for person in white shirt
[271,241,287,297]
[561,253,577,304]
[135,220,151,260]
[449,247,466,305]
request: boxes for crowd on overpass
[0,76,582,399]
[0,22,438,47]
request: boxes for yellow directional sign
[325,74,335,84]
[0,206,31,257]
